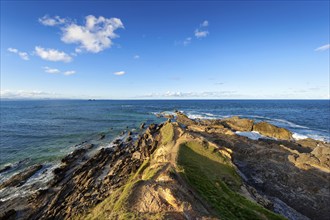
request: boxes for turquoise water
[1,100,329,171]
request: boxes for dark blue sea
[0,100,329,200]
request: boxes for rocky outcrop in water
[222,116,254,131]
[0,164,42,189]
[253,121,293,140]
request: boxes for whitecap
[292,133,309,140]
[236,131,264,140]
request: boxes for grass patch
[160,122,174,145]
[142,164,164,180]
[82,159,152,220]
[177,141,286,220]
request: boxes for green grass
[177,141,286,220]
[160,122,174,145]
[82,159,152,220]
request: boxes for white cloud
[64,70,76,75]
[42,66,76,76]
[60,15,124,53]
[39,15,67,26]
[8,48,18,53]
[7,47,29,60]
[315,44,330,52]
[35,46,72,62]
[133,55,140,59]
[183,37,192,46]
[201,20,209,27]
[195,30,209,38]
[43,66,60,74]
[140,91,237,98]
[113,71,126,76]
[194,20,210,39]
[0,90,61,99]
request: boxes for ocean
[0,100,329,200]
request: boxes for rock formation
[0,113,329,220]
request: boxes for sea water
[0,100,329,196]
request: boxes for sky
[1,0,329,99]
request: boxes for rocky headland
[0,112,329,220]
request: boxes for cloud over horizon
[0,90,61,99]
[35,46,72,62]
[7,48,29,60]
[140,90,237,98]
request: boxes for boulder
[253,122,292,140]
[0,165,12,174]
[176,112,196,126]
[296,138,330,150]
[222,116,254,132]
[0,164,43,189]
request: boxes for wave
[236,131,265,140]
[0,162,59,202]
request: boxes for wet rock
[61,148,87,164]
[0,209,16,220]
[98,133,106,140]
[128,131,132,136]
[253,122,292,140]
[0,165,11,174]
[222,116,254,132]
[113,139,122,145]
[140,122,146,129]
[0,164,43,189]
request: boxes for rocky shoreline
[0,112,329,219]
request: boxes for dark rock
[128,131,132,136]
[140,122,146,129]
[113,139,121,145]
[0,164,43,189]
[0,165,11,174]
[98,133,106,140]
[0,209,16,220]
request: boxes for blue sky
[1,0,329,99]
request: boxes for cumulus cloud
[113,71,126,76]
[7,47,29,60]
[60,15,124,53]
[43,66,76,76]
[39,15,67,26]
[35,46,72,62]
[315,44,330,52]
